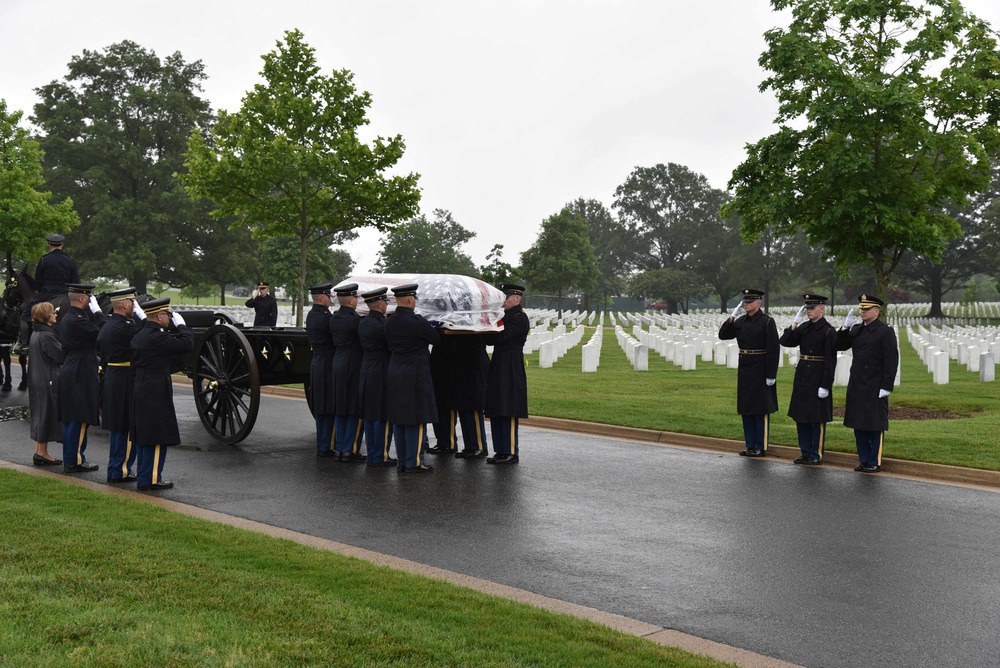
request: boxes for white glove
[766,378,776,386]
[89,295,101,314]
[878,389,890,399]
[170,311,186,328]
[132,299,146,320]
[793,305,807,325]
[730,302,743,319]
[843,308,857,329]
[818,387,830,399]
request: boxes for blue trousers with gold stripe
[490,416,519,456]
[459,409,488,454]
[62,422,90,466]
[796,423,826,461]
[741,414,769,452]
[335,416,363,455]
[107,431,136,480]
[394,424,426,469]
[853,430,883,467]
[136,443,167,487]
[364,419,394,464]
[433,410,458,450]
[315,414,335,454]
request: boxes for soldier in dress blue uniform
[58,283,107,472]
[306,284,337,457]
[718,288,779,457]
[330,282,365,462]
[130,299,194,490]
[18,233,80,352]
[778,294,837,465]
[452,332,490,459]
[427,335,459,454]
[244,281,278,327]
[835,295,899,473]
[385,283,440,474]
[358,287,396,466]
[483,283,530,465]
[97,287,145,482]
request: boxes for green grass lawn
[0,470,734,668]
[526,326,1000,470]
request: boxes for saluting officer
[483,283,529,465]
[245,281,278,327]
[18,233,80,352]
[97,287,145,482]
[718,288,779,457]
[358,287,395,467]
[385,283,440,474]
[835,294,899,473]
[306,284,337,456]
[330,282,365,462]
[58,283,107,473]
[778,294,837,465]
[130,299,194,491]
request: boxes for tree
[32,41,214,293]
[564,198,628,311]
[374,209,477,275]
[725,0,1000,304]
[519,208,599,317]
[478,244,514,287]
[257,235,354,313]
[626,268,706,314]
[188,214,260,306]
[183,30,420,325]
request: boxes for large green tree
[564,197,628,311]
[257,235,354,312]
[0,100,79,275]
[374,209,477,275]
[32,41,213,293]
[724,0,1000,303]
[519,208,599,317]
[626,268,706,314]
[478,244,515,287]
[183,29,420,325]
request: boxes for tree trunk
[557,289,563,319]
[296,222,309,327]
[926,267,945,318]
[719,290,728,314]
[133,273,148,297]
[219,283,227,307]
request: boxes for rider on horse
[16,233,79,353]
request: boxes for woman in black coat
[28,302,63,465]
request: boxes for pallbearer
[330,282,365,462]
[484,283,529,465]
[59,283,107,473]
[778,294,836,465]
[452,332,490,459]
[306,284,336,456]
[358,287,395,466]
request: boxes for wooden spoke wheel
[192,324,260,444]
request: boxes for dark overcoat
[718,309,779,415]
[385,306,440,425]
[306,304,335,415]
[429,336,458,413]
[97,313,139,432]
[28,322,63,442]
[358,310,390,421]
[130,321,194,446]
[245,293,278,327]
[835,318,898,431]
[483,304,529,418]
[34,249,79,296]
[57,306,106,424]
[451,334,489,411]
[779,318,836,424]
[330,306,364,416]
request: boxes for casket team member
[330,282,365,462]
[718,288,779,457]
[245,281,278,326]
[306,284,337,456]
[358,287,395,466]
[385,283,439,474]
[58,283,107,473]
[483,283,529,465]
[778,294,836,465]
[97,287,145,482]
[130,299,194,490]
[452,332,490,459]
[427,336,459,454]
[835,295,898,473]
[17,233,79,353]
[28,302,63,465]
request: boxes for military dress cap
[802,293,828,306]
[66,283,96,295]
[361,287,389,303]
[742,288,765,301]
[309,283,333,296]
[334,282,359,297]
[142,298,171,316]
[392,283,419,298]
[256,281,269,289]
[500,283,525,296]
[858,294,885,309]
[107,286,138,302]
[45,233,65,244]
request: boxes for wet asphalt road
[2,369,1000,668]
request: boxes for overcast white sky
[2,0,999,274]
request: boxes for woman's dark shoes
[33,454,63,466]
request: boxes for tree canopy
[374,209,477,275]
[564,197,628,311]
[182,29,420,325]
[724,0,1000,302]
[519,208,599,316]
[257,235,354,307]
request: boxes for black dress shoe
[317,450,338,458]
[860,465,881,473]
[33,454,63,466]
[1,383,11,392]
[64,463,99,473]
[462,449,487,459]
[801,457,821,465]
[426,446,454,455]
[400,464,433,474]
[345,452,367,463]
[367,459,397,467]
[487,454,519,465]
[107,475,137,483]
[740,449,764,458]
[137,480,174,491]
[854,464,866,472]
[18,381,27,391]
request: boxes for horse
[0,273,28,390]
